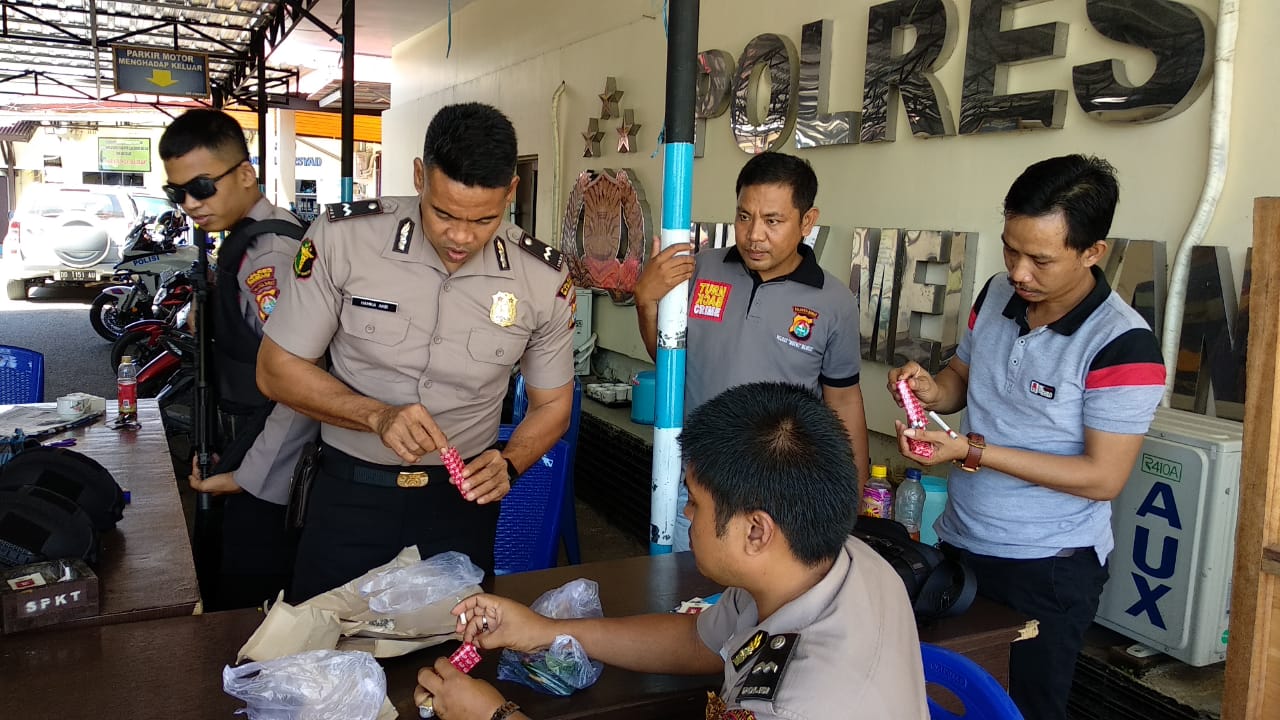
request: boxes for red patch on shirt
[690,280,731,322]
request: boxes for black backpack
[852,515,976,621]
[0,447,125,532]
[0,485,99,568]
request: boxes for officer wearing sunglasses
[159,109,318,611]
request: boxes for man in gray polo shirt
[636,152,869,551]
[889,155,1165,720]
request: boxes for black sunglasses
[162,159,248,204]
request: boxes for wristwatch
[960,433,985,472]
[503,456,520,486]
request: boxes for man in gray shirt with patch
[636,152,870,551]
[890,155,1165,719]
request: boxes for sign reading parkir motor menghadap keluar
[112,45,209,98]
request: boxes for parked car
[2,184,181,300]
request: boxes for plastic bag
[497,579,604,696]
[356,551,484,614]
[223,649,386,720]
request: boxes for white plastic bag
[356,551,484,614]
[223,649,386,720]
[497,579,605,695]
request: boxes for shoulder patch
[515,232,564,271]
[293,239,316,279]
[556,275,573,300]
[735,633,798,702]
[325,199,384,222]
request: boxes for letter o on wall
[730,34,799,154]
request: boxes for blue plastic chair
[512,374,583,564]
[920,643,1024,720]
[494,423,572,574]
[0,345,45,404]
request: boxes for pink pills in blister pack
[896,379,934,458]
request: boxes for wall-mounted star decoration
[582,117,605,157]
[616,109,641,153]
[598,76,623,120]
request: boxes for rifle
[190,226,221,601]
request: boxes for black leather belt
[318,446,451,488]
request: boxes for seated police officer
[160,109,318,609]
[413,382,928,720]
[257,103,575,602]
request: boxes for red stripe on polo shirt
[968,308,977,330]
[1086,362,1166,389]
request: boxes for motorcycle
[111,300,193,400]
[107,272,194,369]
[89,212,195,341]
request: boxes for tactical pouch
[285,442,320,530]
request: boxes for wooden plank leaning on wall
[1222,197,1280,719]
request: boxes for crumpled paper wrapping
[233,546,483,718]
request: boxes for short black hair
[422,102,517,188]
[680,382,856,566]
[158,109,250,162]
[1003,154,1119,253]
[734,152,818,214]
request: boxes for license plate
[56,270,96,281]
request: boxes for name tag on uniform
[352,296,398,312]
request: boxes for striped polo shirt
[937,267,1165,561]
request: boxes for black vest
[207,217,304,473]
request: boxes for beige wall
[385,0,1275,436]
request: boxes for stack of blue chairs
[493,424,571,574]
[509,374,583,565]
[0,345,44,404]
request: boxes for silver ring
[482,616,490,632]
[418,696,435,718]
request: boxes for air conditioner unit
[1095,406,1241,666]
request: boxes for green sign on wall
[99,137,152,173]
[112,45,209,98]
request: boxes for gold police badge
[490,291,518,327]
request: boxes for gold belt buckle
[396,471,429,488]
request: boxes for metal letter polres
[796,19,858,148]
[731,33,798,154]
[1073,0,1214,123]
[695,49,734,158]
[960,0,1068,134]
[851,228,969,372]
[860,0,957,143]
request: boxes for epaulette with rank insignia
[325,199,384,222]
[515,232,564,271]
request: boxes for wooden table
[2,399,200,627]
[0,552,1031,720]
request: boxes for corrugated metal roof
[0,0,312,106]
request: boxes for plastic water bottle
[860,464,894,519]
[895,468,927,541]
[117,355,138,423]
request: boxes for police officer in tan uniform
[412,383,928,720]
[259,103,575,602]
[160,109,318,609]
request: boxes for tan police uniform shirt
[230,197,319,504]
[264,196,575,465]
[697,537,929,719]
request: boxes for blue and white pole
[650,0,699,555]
